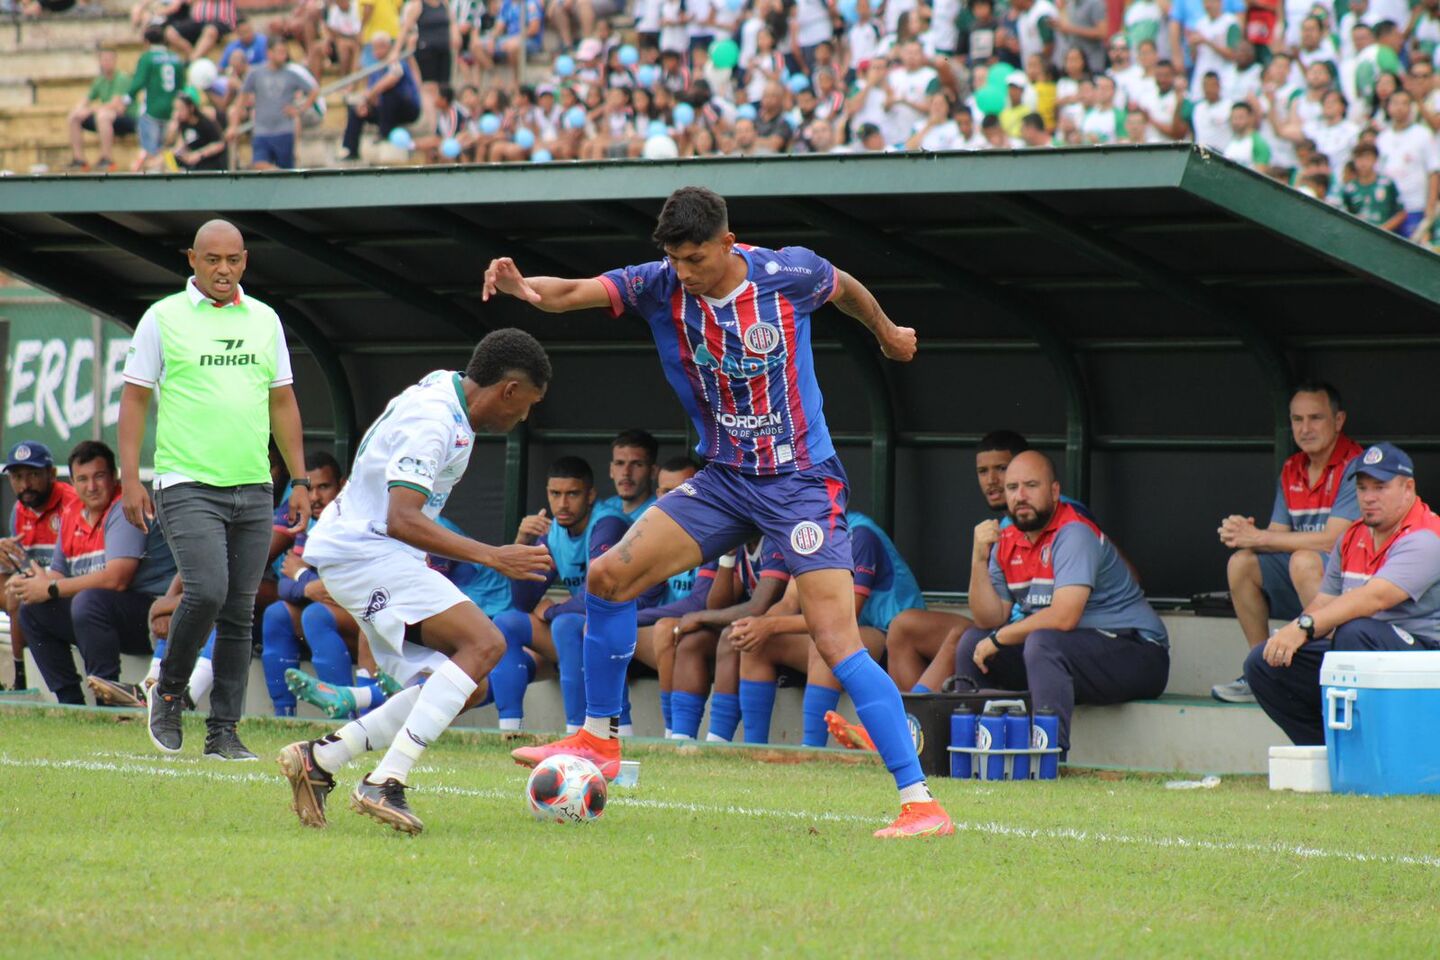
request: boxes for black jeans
[154,482,273,730]
[343,92,421,156]
[21,588,156,704]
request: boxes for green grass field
[3,703,1439,958]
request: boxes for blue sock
[301,603,353,688]
[912,683,932,694]
[834,649,925,790]
[619,683,632,728]
[551,613,587,728]
[356,674,386,713]
[671,690,706,738]
[660,690,674,732]
[707,692,741,741]
[491,610,535,724]
[260,601,300,715]
[739,679,777,744]
[582,594,636,720]
[152,639,166,659]
[802,684,842,747]
[200,629,215,659]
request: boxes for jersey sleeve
[1375,531,1440,601]
[383,406,451,495]
[8,504,17,539]
[596,259,670,320]
[1330,459,1361,523]
[1269,479,1291,528]
[773,246,838,315]
[122,309,165,387]
[271,315,294,388]
[49,531,70,578]
[850,527,883,596]
[1052,524,1102,591]
[1321,540,1344,595]
[508,531,556,611]
[588,516,629,561]
[103,503,148,561]
[988,549,1009,599]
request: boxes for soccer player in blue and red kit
[485,186,951,838]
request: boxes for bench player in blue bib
[485,186,951,838]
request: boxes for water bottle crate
[947,746,1062,781]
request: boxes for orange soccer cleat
[873,800,955,839]
[824,710,876,751]
[511,728,622,781]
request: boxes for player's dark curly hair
[652,186,729,249]
[466,328,552,388]
[548,456,594,487]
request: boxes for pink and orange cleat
[874,800,955,839]
[824,710,876,751]
[511,728,622,781]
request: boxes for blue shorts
[1400,211,1424,237]
[137,113,165,155]
[252,132,295,168]
[1258,551,1303,622]
[653,456,852,576]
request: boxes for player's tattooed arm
[829,269,917,362]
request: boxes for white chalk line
[6,752,1439,868]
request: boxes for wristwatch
[1297,614,1316,640]
[290,477,312,489]
[48,581,60,601]
[988,629,1005,648]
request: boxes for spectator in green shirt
[67,48,137,172]
[127,24,187,159]
[1342,142,1407,232]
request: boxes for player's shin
[802,684,842,747]
[581,593,637,740]
[371,660,476,785]
[739,679,777,744]
[552,613,587,731]
[312,684,421,773]
[833,649,932,803]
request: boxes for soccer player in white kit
[277,329,553,835]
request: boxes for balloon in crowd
[709,38,739,70]
[531,148,554,162]
[440,136,462,158]
[618,44,639,66]
[479,113,501,134]
[554,54,576,78]
[387,126,413,150]
[672,101,695,127]
[565,105,587,129]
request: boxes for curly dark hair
[465,327,552,388]
[652,186,729,249]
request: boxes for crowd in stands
[13,382,1435,755]
[16,0,1436,240]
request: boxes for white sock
[498,718,521,731]
[565,723,581,734]
[668,732,692,740]
[313,686,421,774]
[187,657,214,702]
[705,732,730,743]
[371,660,476,785]
[145,657,162,685]
[617,724,634,738]
[663,728,673,739]
[898,782,933,805]
[357,668,372,679]
[351,684,374,711]
[583,716,612,739]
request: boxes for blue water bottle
[949,705,977,779]
[1033,708,1060,780]
[1005,708,1032,781]
[978,705,1007,781]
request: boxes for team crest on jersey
[790,520,824,556]
[1041,545,1052,566]
[765,261,780,275]
[743,322,781,355]
[361,588,390,623]
[50,515,61,531]
[677,482,697,497]
[454,435,470,448]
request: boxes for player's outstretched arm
[386,486,553,581]
[828,268,917,362]
[481,257,612,313]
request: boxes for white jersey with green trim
[304,370,476,565]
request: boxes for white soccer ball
[525,754,607,824]
[186,58,219,92]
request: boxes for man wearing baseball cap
[1245,443,1440,745]
[1,441,79,690]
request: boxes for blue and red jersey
[1270,435,1364,532]
[598,243,839,476]
[8,481,78,570]
[1322,496,1440,641]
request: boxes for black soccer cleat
[350,775,424,835]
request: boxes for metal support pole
[503,420,530,542]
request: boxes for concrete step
[4,43,143,81]
[0,137,142,173]
[0,14,137,53]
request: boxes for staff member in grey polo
[119,218,310,761]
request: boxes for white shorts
[312,547,469,685]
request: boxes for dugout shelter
[2,142,1437,601]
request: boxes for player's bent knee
[585,553,643,602]
[1289,549,1324,580]
[1227,548,1260,583]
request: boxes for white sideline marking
[4,753,1438,870]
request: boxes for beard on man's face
[1009,503,1054,532]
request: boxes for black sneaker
[203,727,258,761]
[350,775,424,835]
[147,686,185,753]
[277,741,336,828]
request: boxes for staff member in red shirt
[6,441,176,705]
[1,441,79,691]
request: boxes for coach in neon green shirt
[119,219,310,760]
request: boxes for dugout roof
[2,142,1437,555]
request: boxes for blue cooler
[1320,650,1440,796]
